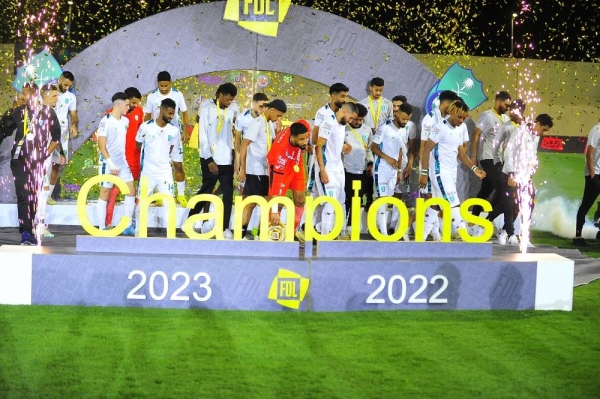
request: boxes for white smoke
[531,195,598,239]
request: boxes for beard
[340,117,348,126]
[161,115,172,124]
[334,100,344,109]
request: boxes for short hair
[370,77,385,87]
[392,95,407,103]
[124,87,142,100]
[511,99,526,114]
[252,92,269,102]
[61,71,75,81]
[495,91,511,102]
[329,83,349,95]
[399,102,413,115]
[446,99,470,115]
[161,98,176,109]
[217,82,238,97]
[356,103,368,118]
[40,84,57,95]
[535,113,554,128]
[157,71,171,82]
[111,92,128,103]
[23,82,39,93]
[290,121,310,136]
[439,90,458,103]
[342,102,358,114]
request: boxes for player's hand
[270,211,281,226]
[306,145,313,155]
[507,175,517,187]
[366,164,373,176]
[238,169,246,183]
[110,168,119,176]
[208,161,219,175]
[69,125,78,139]
[319,169,329,184]
[275,119,283,134]
[474,168,486,180]
[59,155,67,166]
[403,165,411,179]
[181,129,190,144]
[396,171,403,184]
[342,143,352,155]
[386,156,399,169]
[419,174,428,188]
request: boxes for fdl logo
[268,269,309,309]
[223,0,291,37]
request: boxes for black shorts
[244,174,269,196]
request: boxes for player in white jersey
[308,83,350,194]
[95,92,136,234]
[470,91,512,217]
[144,71,190,206]
[360,77,393,133]
[238,99,286,239]
[136,99,179,206]
[189,83,238,239]
[234,92,269,175]
[46,71,78,204]
[343,103,373,232]
[419,100,486,240]
[315,102,358,236]
[371,102,412,238]
[575,120,600,246]
[390,97,416,201]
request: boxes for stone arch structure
[65,1,437,152]
[0,1,438,201]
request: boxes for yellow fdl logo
[268,269,309,309]
[223,0,291,37]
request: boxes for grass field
[1,152,599,398]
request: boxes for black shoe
[20,231,38,246]
[573,237,589,247]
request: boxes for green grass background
[1,151,599,398]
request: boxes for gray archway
[0,1,437,201]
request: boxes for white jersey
[199,99,235,165]
[54,90,76,134]
[136,120,179,176]
[428,119,465,176]
[228,100,240,121]
[343,124,373,174]
[360,96,393,131]
[144,87,188,128]
[502,123,540,176]
[234,109,257,138]
[421,108,443,143]
[586,123,600,176]
[318,114,345,173]
[97,113,129,166]
[476,109,510,161]
[373,120,407,174]
[244,115,275,175]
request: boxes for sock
[96,199,108,229]
[38,189,50,221]
[105,186,120,226]
[451,206,466,232]
[177,181,185,197]
[377,204,388,236]
[124,195,136,222]
[321,203,334,235]
[389,205,399,232]
[294,206,304,230]
[49,185,55,197]
[423,208,438,240]
[242,224,248,236]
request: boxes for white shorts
[138,174,174,198]
[170,131,183,163]
[98,161,133,188]
[315,168,345,203]
[431,172,460,207]
[375,169,397,198]
[42,157,52,187]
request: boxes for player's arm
[135,124,145,151]
[233,128,243,173]
[587,145,596,179]
[418,140,436,188]
[370,142,398,169]
[397,147,404,183]
[238,138,251,183]
[458,144,485,180]
[69,109,79,138]
[181,110,190,142]
[48,111,64,163]
[311,126,320,149]
[470,126,482,163]
[315,137,329,184]
[97,136,118,175]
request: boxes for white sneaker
[469,225,484,237]
[201,220,215,234]
[402,233,410,242]
[497,230,508,245]
[431,230,442,242]
[507,235,519,246]
[40,225,54,238]
[223,229,234,240]
[193,221,203,232]
[345,226,353,237]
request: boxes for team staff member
[267,120,311,241]
[1,83,61,245]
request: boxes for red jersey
[267,127,305,175]
[125,107,144,162]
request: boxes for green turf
[535,152,585,203]
[1,279,599,399]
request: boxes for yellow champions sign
[223,0,291,37]
[77,176,494,243]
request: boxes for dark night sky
[1,0,598,63]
